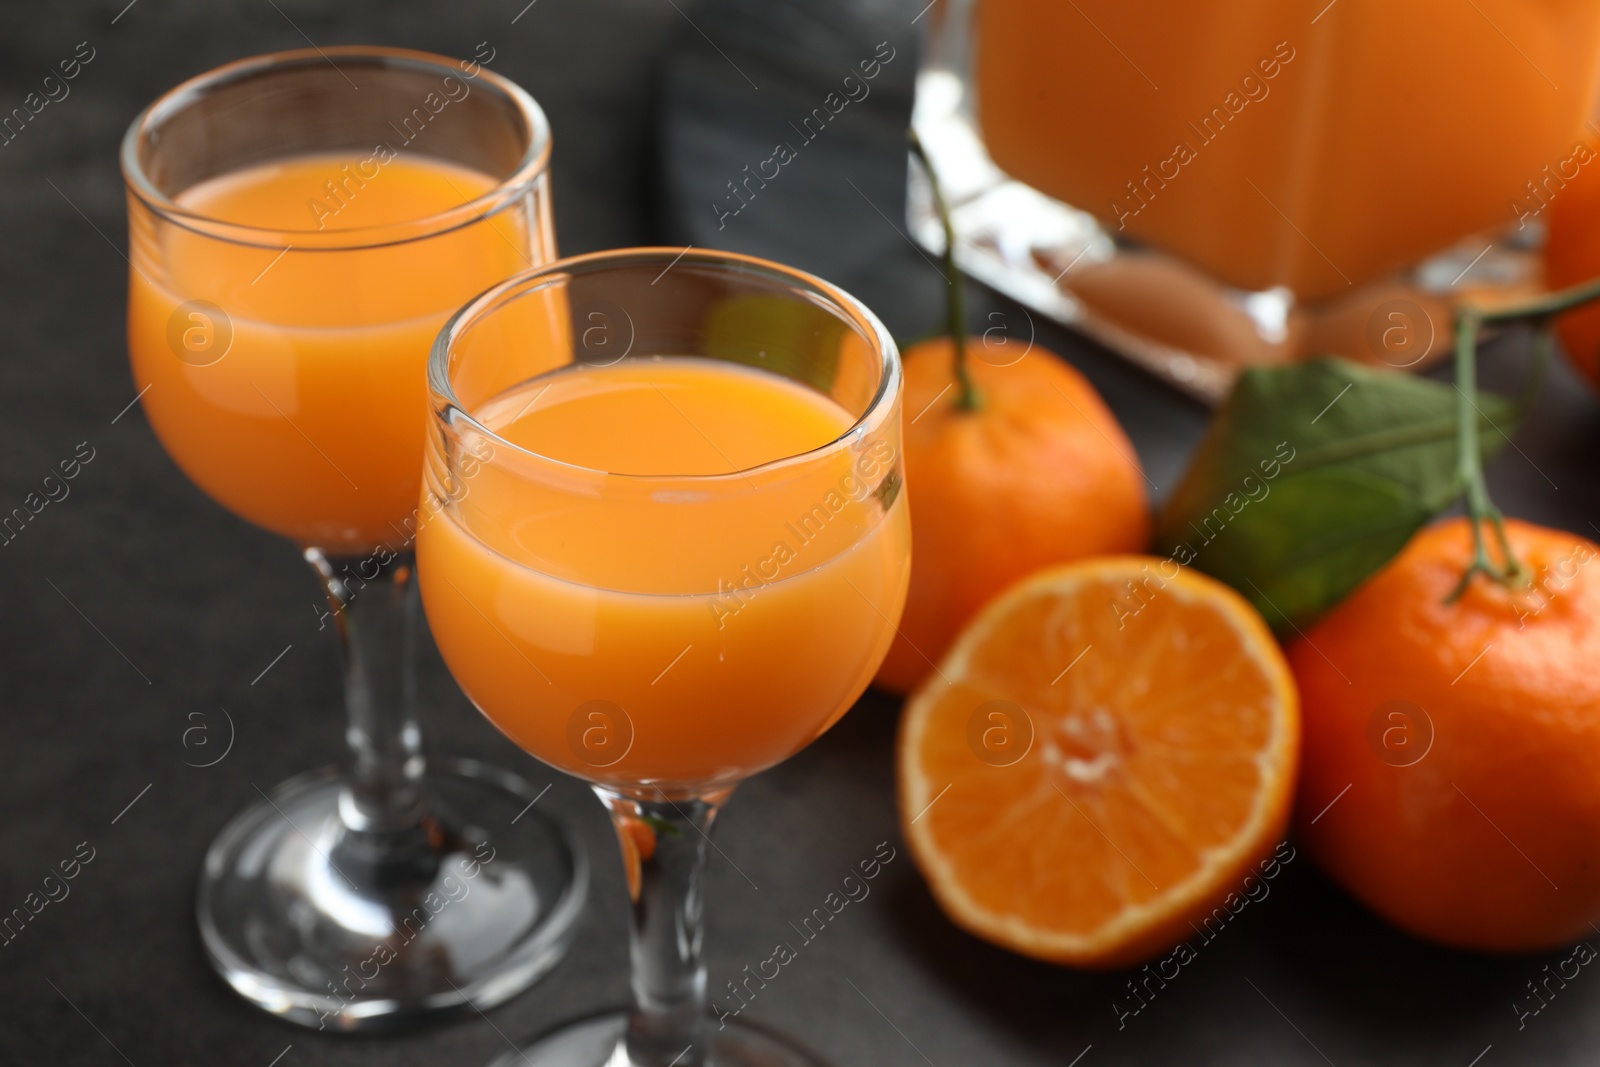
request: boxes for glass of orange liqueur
[418,249,910,1067]
[121,48,584,1030]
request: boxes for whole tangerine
[1291,517,1600,952]
[874,336,1150,694]
[1541,140,1600,392]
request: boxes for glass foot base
[197,757,587,1031]
[487,1011,830,1067]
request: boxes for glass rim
[119,45,552,252]
[429,247,902,484]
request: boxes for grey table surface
[2,1,1599,1064]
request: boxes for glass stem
[596,786,733,1067]
[305,547,427,835]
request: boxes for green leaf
[1154,357,1520,631]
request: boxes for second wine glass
[418,248,911,1066]
[122,47,586,1029]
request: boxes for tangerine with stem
[877,136,1150,692]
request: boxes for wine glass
[121,47,585,1029]
[417,248,910,1066]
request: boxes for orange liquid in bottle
[977,0,1600,298]
[127,153,531,551]
[416,359,910,788]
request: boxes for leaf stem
[1476,273,1600,325]
[1520,321,1552,415]
[1445,272,1580,599]
[1447,310,1526,600]
[908,129,979,411]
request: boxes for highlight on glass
[418,248,911,1066]
[121,46,584,1029]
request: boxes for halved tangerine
[897,557,1299,968]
